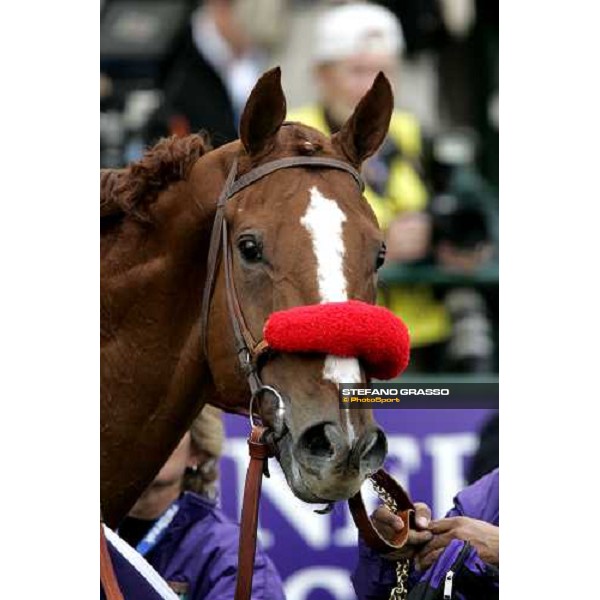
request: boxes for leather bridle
[200,152,417,600]
[200,153,365,402]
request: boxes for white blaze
[300,186,361,442]
[300,187,348,303]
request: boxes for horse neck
[100,147,237,526]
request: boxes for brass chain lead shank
[371,478,411,600]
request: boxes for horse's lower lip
[289,485,332,504]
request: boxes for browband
[229,155,365,197]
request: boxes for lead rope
[234,425,276,600]
[371,478,411,600]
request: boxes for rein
[200,153,416,600]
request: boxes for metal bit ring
[249,384,285,429]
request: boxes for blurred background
[101,1,498,597]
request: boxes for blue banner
[219,408,495,600]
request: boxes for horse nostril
[297,423,336,459]
[359,428,387,473]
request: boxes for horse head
[101,67,409,525]
[200,68,408,503]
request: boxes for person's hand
[385,212,431,263]
[371,502,433,561]
[415,517,499,570]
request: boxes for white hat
[313,2,404,63]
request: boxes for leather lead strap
[348,469,416,554]
[100,522,125,600]
[234,426,276,600]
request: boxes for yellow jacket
[287,105,427,229]
[287,105,450,348]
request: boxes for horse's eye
[238,236,263,262]
[376,242,386,270]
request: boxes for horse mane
[100,133,212,221]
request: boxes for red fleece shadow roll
[263,300,410,380]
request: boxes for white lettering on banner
[384,436,422,496]
[222,432,479,545]
[424,433,478,519]
[222,439,331,549]
[285,567,355,600]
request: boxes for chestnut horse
[101,68,396,528]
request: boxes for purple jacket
[103,525,179,600]
[148,492,285,600]
[110,491,285,600]
[351,469,499,600]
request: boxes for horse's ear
[333,72,394,166]
[239,67,287,156]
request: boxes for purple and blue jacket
[351,469,499,600]
[104,491,285,600]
